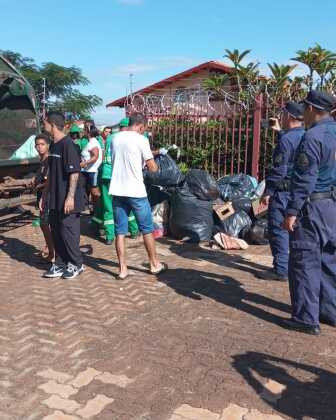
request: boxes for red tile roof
[106,61,233,108]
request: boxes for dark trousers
[289,199,336,326]
[49,210,82,267]
[268,191,290,275]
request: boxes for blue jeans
[113,196,154,236]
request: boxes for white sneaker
[62,263,85,279]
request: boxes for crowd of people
[35,112,167,280]
[32,88,336,336]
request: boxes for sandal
[150,262,168,275]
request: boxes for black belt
[309,190,336,202]
[275,180,290,192]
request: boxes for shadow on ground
[233,351,336,420]
[159,267,290,328]
[160,238,273,278]
[0,235,49,270]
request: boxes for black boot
[283,319,320,335]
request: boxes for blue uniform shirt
[265,127,305,196]
[287,117,336,216]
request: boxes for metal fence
[126,92,278,180]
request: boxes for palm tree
[224,49,252,92]
[268,63,297,87]
[325,70,336,93]
[292,44,336,89]
[202,74,230,95]
[292,48,317,89]
[267,63,297,103]
[238,62,260,85]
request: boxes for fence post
[251,94,262,179]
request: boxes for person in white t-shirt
[109,113,168,279]
[80,127,103,188]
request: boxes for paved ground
[0,209,336,420]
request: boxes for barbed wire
[123,87,254,117]
[123,81,336,118]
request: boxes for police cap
[283,101,304,120]
[303,90,336,112]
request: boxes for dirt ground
[0,209,335,420]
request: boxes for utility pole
[42,78,46,119]
[129,73,133,96]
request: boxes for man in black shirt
[40,112,84,279]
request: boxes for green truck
[0,55,39,208]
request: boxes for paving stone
[68,367,101,388]
[0,380,12,388]
[220,403,249,419]
[259,379,286,403]
[0,217,334,420]
[37,369,73,384]
[96,372,135,388]
[76,394,114,418]
[38,380,78,398]
[174,404,220,420]
[42,395,81,413]
[42,411,80,420]
[243,409,285,420]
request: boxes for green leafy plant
[0,50,102,119]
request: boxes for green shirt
[75,137,89,152]
[100,134,113,180]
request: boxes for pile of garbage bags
[145,154,268,246]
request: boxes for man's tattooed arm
[67,173,79,198]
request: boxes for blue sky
[1,0,336,124]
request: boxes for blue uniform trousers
[289,198,336,326]
[268,191,290,276]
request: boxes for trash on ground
[185,169,220,201]
[215,210,252,238]
[213,232,249,250]
[217,174,257,201]
[248,219,269,244]
[169,183,213,243]
[144,154,184,187]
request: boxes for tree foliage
[201,45,336,109]
[0,50,102,119]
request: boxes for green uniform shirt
[75,137,89,152]
[100,134,113,180]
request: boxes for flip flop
[150,262,168,275]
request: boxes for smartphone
[261,118,277,129]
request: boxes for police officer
[283,90,336,335]
[258,102,305,281]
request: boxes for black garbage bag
[248,219,269,244]
[169,184,213,242]
[217,174,257,201]
[147,185,170,207]
[217,210,252,238]
[232,197,252,214]
[144,154,184,187]
[185,169,220,201]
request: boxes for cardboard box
[213,203,235,221]
[252,198,268,217]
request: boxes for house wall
[145,69,230,96]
